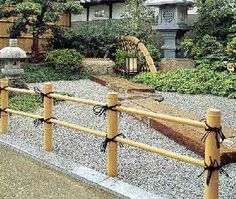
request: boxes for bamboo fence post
[204,108,221,199]
[1,79,9,134]
[44,83,53,151]
[107,92,119,177]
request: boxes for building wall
[72,2,198,26]
[112,3,126,19]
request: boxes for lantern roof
[145,0,195,6]
[0,39,27,59]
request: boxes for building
[72,0,198,26]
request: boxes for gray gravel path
[157,91,236,128]
[1,80,235,199]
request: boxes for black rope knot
[34,87,54,103]
[93,104,120,117]
[0,107,8,118]
[33,117,55,127]
[101,133,126,153]
[0,86,8,92]
[198,157,229,186]
[201,121,226,148]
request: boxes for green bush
[22,63,90,83]
[181,0,235,63]
[133,66,236,98]
[115,49,136,67]
[45,49,83,71]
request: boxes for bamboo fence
[0,13,70,53]
[0,79,224,199]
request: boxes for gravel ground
[157,91,236,128]
[1,80,236,199]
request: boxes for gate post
[204,108,221,199]
[44,83,53,151]
[1,79,9,134]
[107,92,119,177]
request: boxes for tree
[181,0,236,61]
[0,0,82,60]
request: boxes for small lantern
[0,39,26,79]
[0,39,28,90]
[125,57,138,75]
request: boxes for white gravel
[157,91,236,128]
[1,80,236,199]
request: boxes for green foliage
[0,0,82,58]
[45,49,83,71]
[22,63,90,83]
[48,0,162,59]
[9,94,42,112]
[181,0,236,63]
[133,66,236,98]
[115,49,136,67]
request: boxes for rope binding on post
[198,156,229,185]
[201,121,226,148]
[101,133,126,153]
[0,86,8,92]
[34,87,54,103]
[93,104,121,117]
[33,117,56,127]
[0,108,8,118]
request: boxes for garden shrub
[115,49,136,67]
[133,66,236,98]
[45,49,83,71]
[181,0,236,64]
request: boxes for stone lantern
[0,39,28,88]
[146,0,194,59]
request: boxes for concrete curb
[0,136,164,199]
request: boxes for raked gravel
[157,91,236,128]
[1,80,235,199]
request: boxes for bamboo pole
[49,118,203,167]
[114,136,204,167]
[44,83,53,151]
[7,109,42,119]
[204,108,221,199]
[6,87,36,95]
[50,119,106,138]
[107,92,119,177]
[116,106,206,129]
[49,93,105,107]
[1,79,9,134]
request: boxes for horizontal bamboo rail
[50,118,204,167]
[4,87,206,129]
[115,136,204,167]
[6,87,37,95]
[49,94,205,129]
[49,93,105,107]
[7,109,42,119]
[116,106,206,129]
[50,119,107,138]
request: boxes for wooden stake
[44,83,53,151]
[204,108,221,199]
[1,79,9,134]
[107,92,119,177]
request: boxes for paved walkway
[0,145,116,199]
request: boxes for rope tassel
[201,121,226,148]
[198,156,229,185]
[93,104,120,117]
[101,133,126,153]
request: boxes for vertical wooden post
[44,83,53,151]
[1,79,9,134]
[107,92,119,177]
[204,108,221,199]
